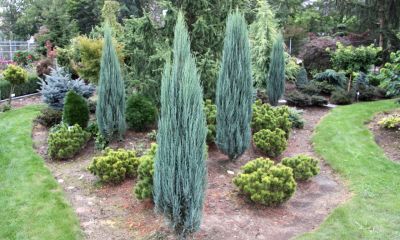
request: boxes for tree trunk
[378,0,385,48]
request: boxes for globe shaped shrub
[126,94,157,131]
[63,90,89,128]
[233,158,296,206]
[134,143,157,200]
[282,155,320,181]
[253,128,287,157]
[88,148,140,184]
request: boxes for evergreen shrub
[126,94,157,131]
[35,107,62,127]
[282,155,320,181]
[63,90,89,128]
[134,144,157,200]
[253,128,287,157]
[233,157,296,206]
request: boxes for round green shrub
[63,90,89,128]
[253,128,287,157]
[282,155,320,181]
[331,89,353,105]
[35,107,62,128]
[126,94,157,131]
[48,123,91,160]
[88,148,140,184]
[378,114,400,129]
[233,157,296,206]
[3,64,28,86]
[252,100,292,138]
[204,99,217,143]
[134,143,157,200]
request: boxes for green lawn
[0,105,81,240]
[299,99,400,240]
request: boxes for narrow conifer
[153,12,207,238]
[96,24,126,140]
[267,34,285,106]
[216,10,253,161]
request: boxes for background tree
[216,10,253,161]
[250,0,278,88]
[96,24,126,141]
[267,34,285,106]
[153,12,207,238]
[66,0,103,34]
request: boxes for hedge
[0,74,39,100]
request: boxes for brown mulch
[0,94,42,109]
[32,107,349,240]
[368,109,400,162]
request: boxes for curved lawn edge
[297,99,400,239]
[0,105,82,240]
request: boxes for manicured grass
[0,105,81,240]
[299,99,400,239]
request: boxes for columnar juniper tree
[267,34,285,106]
[216,10,253,161]
[96,24,126,140]
[153,12,207,238]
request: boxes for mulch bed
[32,106,349,240]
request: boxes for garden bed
[32,106,349,240]
[368,109,400,162]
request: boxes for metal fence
[0,40,36,61]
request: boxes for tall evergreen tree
[96,24,126,140]
[153,12,207,238]
[250,0,278,88]
[267,34,285,106]
[216,10,253,161]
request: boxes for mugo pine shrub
[153,12,207,238]
[63,90,89,128]
[48,124,90,160]
[88,148,140,184]
[282,155,320,181]
[126,93,157,131]
[96,24,126,141]
[134,144,157,200]
[233,158,296,206]
[251,100,292,137]
[254,128,287,157]
[216,10,253,161]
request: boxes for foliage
[0,104,11,112]
[62,90,89,128]
[66,0,102,34]
[251,100,292,138]
[204,99,217,143]
[85,121,99,138]
[233,157,296,206]
[48,123,90,160]
[147,130,157,142]
[288,107,305,129]
[95,132,108,150]
[87,98,97,113]
[38,66,95,109]
[330,89,353,105]
[2,64,28,104]
[34,107,62,127]
[36,58,53,77]
[285,54,301,82]
[69,35,124,84]
[286,91,328,107]
[134,144,157,200]
[314,69,346,87]
[378,51,400,97]
[267,34,286,106]
[0,74,39,100]
[352,72,378,101]
[216,10,253,160]
[378,114,400,129]
[282,155,320,181]
[0,105,81,239]
[13,50,38,66]
[296,67,308,87]
[253,128,288,157]
[330,43,381,74]
[96,25,126,141]
[153,12,207,237]
[88,148,140,184]
[126,94,157,131]
[250,0,278,88]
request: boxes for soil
[32,106,350,240]
[0,94,42,108]
[368,109,400,162]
